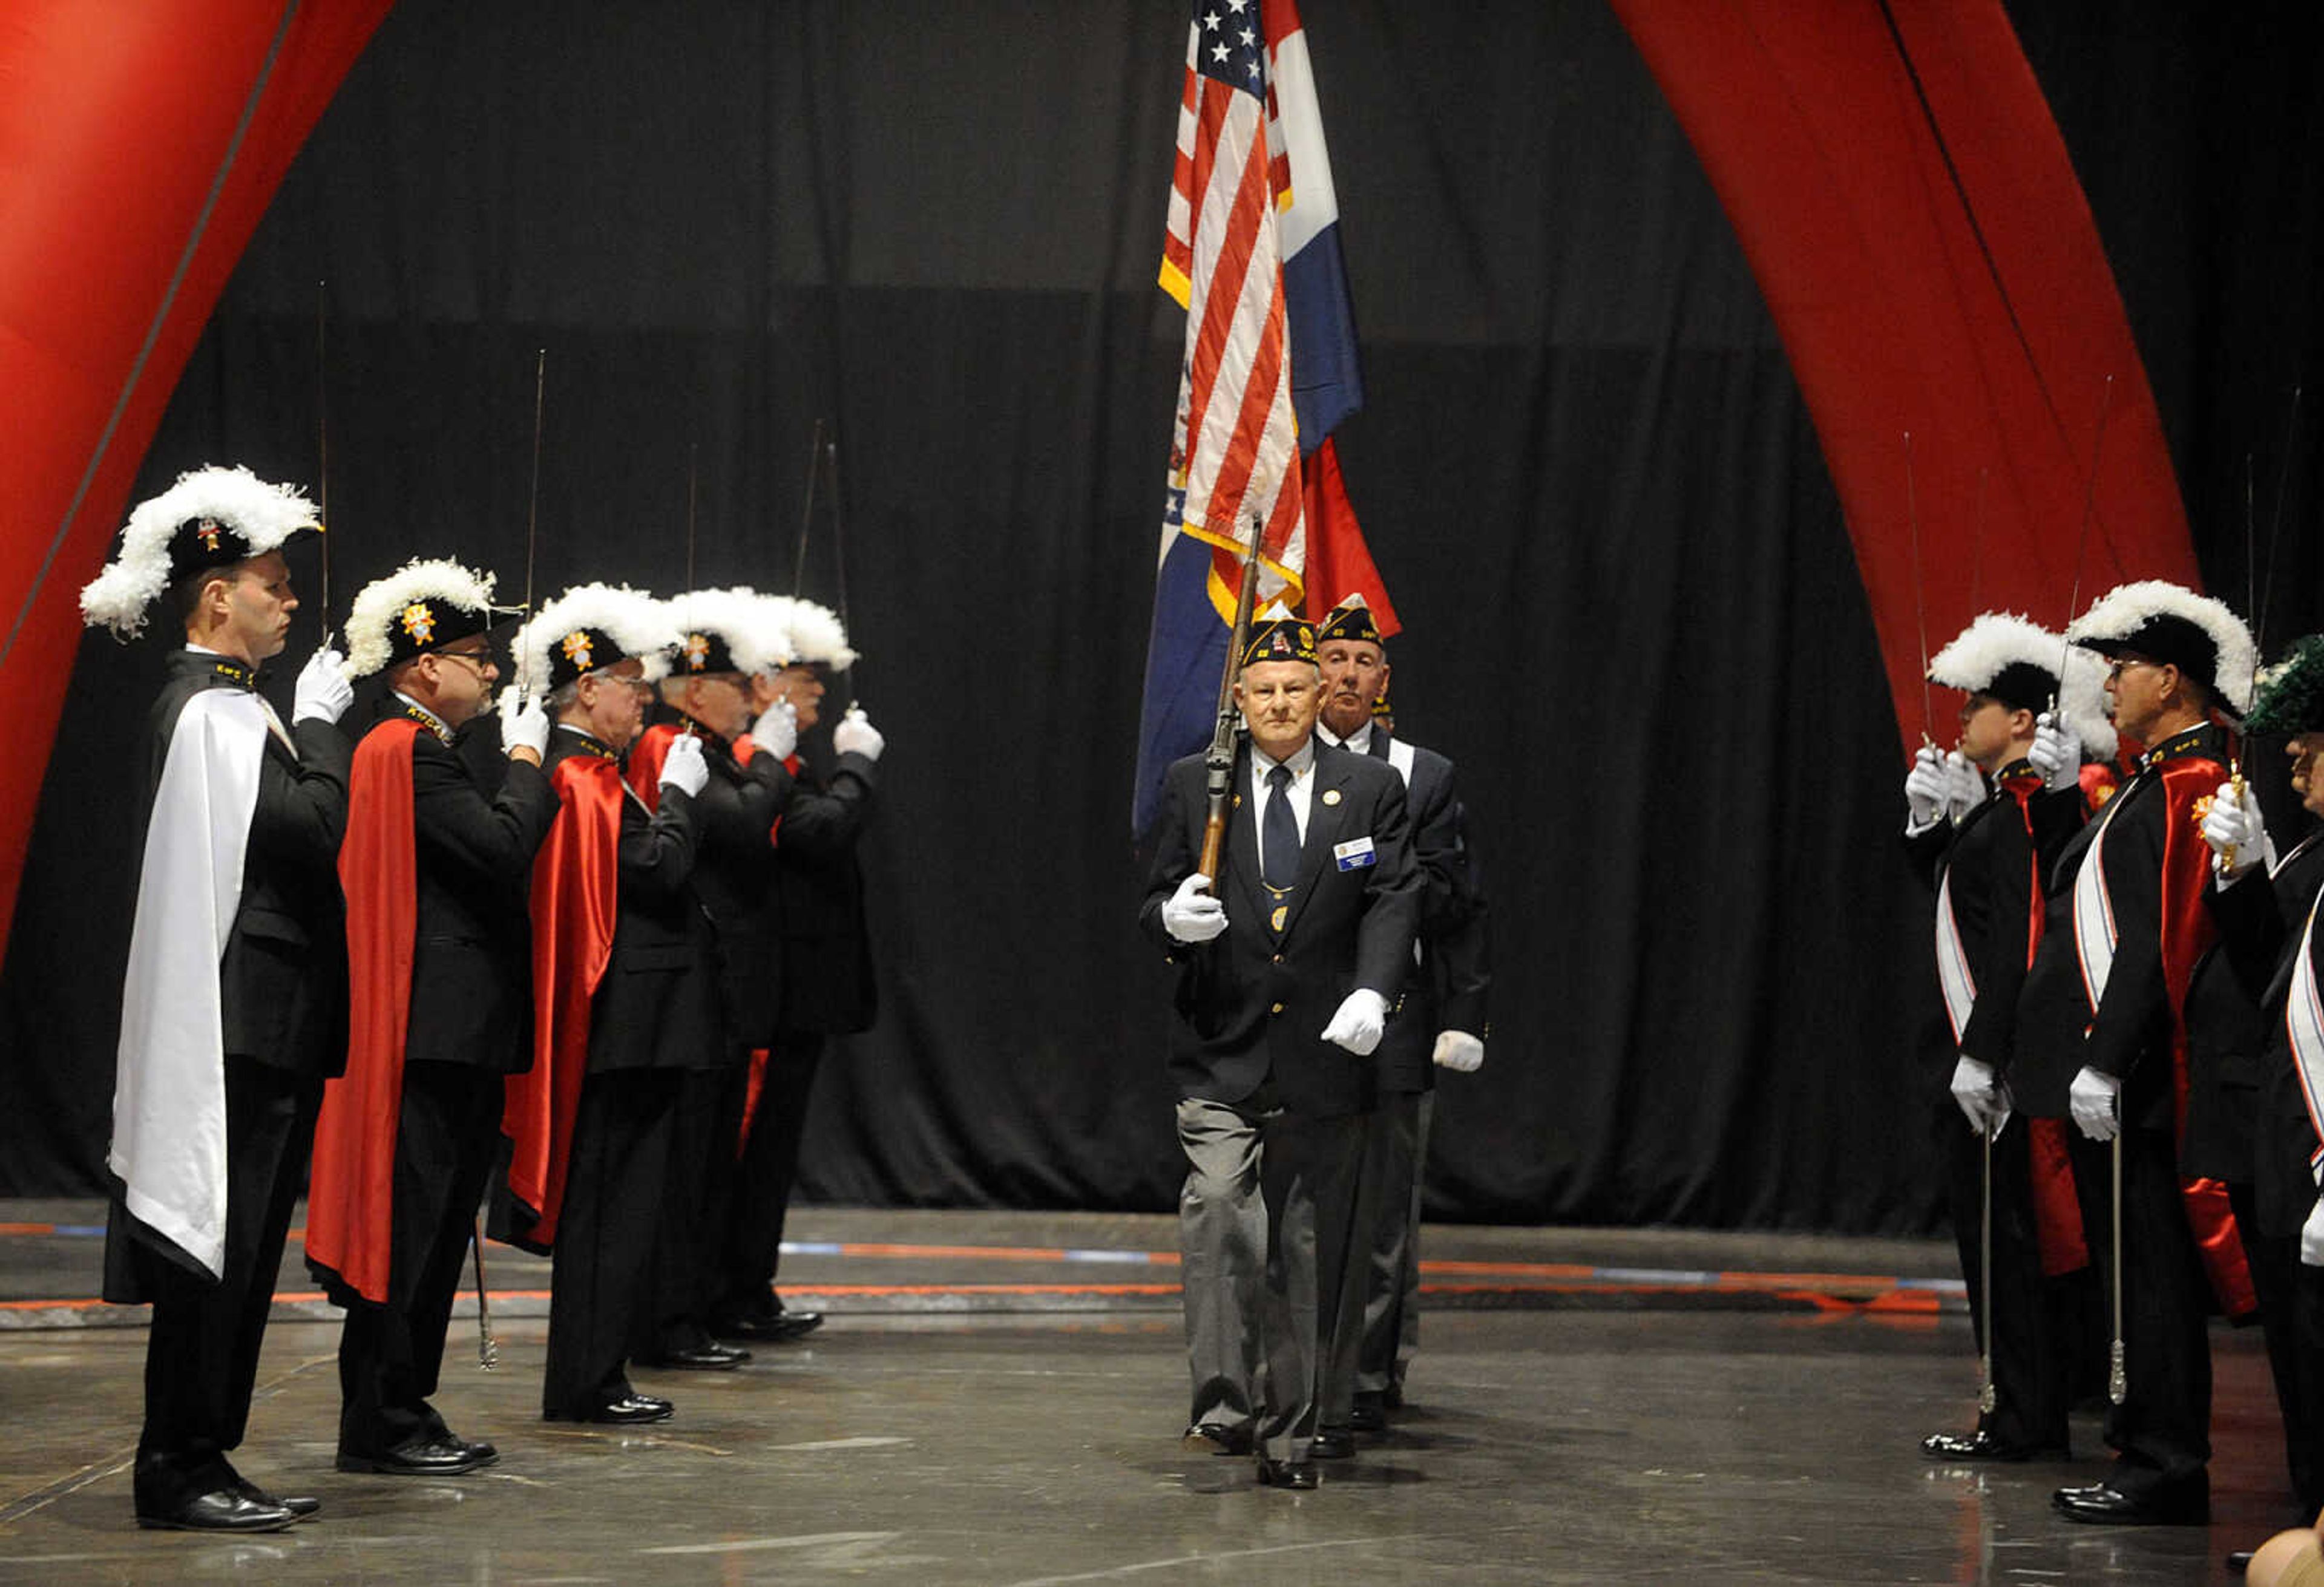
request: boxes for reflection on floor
[0,1206,2286,1584]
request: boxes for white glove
[499,686,550,759]
[749,699,799,761]
[2302,1194,2324,1269]
[2029,711,2081,793]
[1432,1030,1485,1073]
[1948,1055,2011,1136]
[2200,777,2272,883]
[1161,872,1227,943]
[659,731,709,798]
[2068,1065,2121,1142]
[292,645,353,725]
[1942,750,1984,823]
[833,705,885,762]
[1903,745,1948,834]
[1321,989,1390,1056]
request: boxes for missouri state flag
[1133,0,1399,836]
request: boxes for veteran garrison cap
[1240,601,1318,669]
[1317,594,1384,649]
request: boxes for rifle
[1196,521,1267,889]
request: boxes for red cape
[500,752,623,1252]
[2153,752,2256,1318]
[1994,770,2090,1278]
[306,718,422,1305]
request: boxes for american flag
[1158,0,1304,600]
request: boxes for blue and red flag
[1134,0,1397,836]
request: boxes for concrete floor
[0,1210,2297,1583]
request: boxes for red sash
[500,754,623,1252]
[306,718,422,1304]
[2153,754,2257,1318]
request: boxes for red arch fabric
[1610,0,2201,755]
[0,1,391,941]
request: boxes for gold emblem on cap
[195,519,223,554]
[684,633,711,671]
[400,601,436,644]
[560,630,595,672]
[1321,788,1341,806]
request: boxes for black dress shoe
[638,1342,749,1370]
[1255,1457,1318,1490]
[136,1488,297,1533]
[2052,1481,2210,1525]
[1919,1428,2064,1462]
[1348,1393,1387,1433]
[1380,1380,1404,1410]
[1308,1427,1356,1460]
[234,1479,320,1519]
[2227,1551,2253,1575]
[547,1392,675,1425]
[337,1435,499,1475]
[1181,1422,1252,1456]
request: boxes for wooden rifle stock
[1196,522,1266,891]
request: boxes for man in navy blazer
[1140,606,1419,1490]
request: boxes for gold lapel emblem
[1321,788,1342,807]
[1233,794,1243,809]
[1270,904,1288,932]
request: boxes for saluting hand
[2029,711,2081,793]
[1903,745,1948,834]
[660,731,710,798]
[833,705,885,762]
[2199,777,2270,883]
[292,644,354,726]
[750,699,799,761]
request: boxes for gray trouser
[1357,1090,1433,1395]
[1176,1094,1365,1462]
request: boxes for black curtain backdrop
[3,2,2317,1237]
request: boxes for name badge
[1333,836,1377,871]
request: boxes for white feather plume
[343,558,498,678]
[1926,611,2057,696]
[766,595,856,670]
[80,465,319,637]
[2066,579,2257,714]
[514,583,680,696]
[666,586,792,678]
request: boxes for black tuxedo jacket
[651,707,795,1047]
[772,747,878,1036]
[1902,764,2083,1085]
[1140,736,1419,1118]
[542,731,718,1072]
[2014,724,2229,1128]
[1324,724,1490,1093]
[145,649,352,1079]
[387,705,560,1072]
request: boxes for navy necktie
[1263,764,1299,889]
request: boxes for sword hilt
[2222,765,2248,874]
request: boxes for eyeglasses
[436,647,494,672]
[2105,659,2158,682]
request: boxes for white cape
[108,687,267,1280]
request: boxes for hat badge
[195,519,223,554]
[684,633,711,672]
[560,630,594,672]
[400,601,436,644]
[1269,631,1292,656]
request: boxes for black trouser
[2069,1126,2214,1497]
[543,1068,680,1417]
[632,1063,740,1356]
[1939,1102,2076,1451]
[336,1061,505,1456]
[124,1059,320,1512]
[715,1034,824,1313]
[2234,1180,2324,1511]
